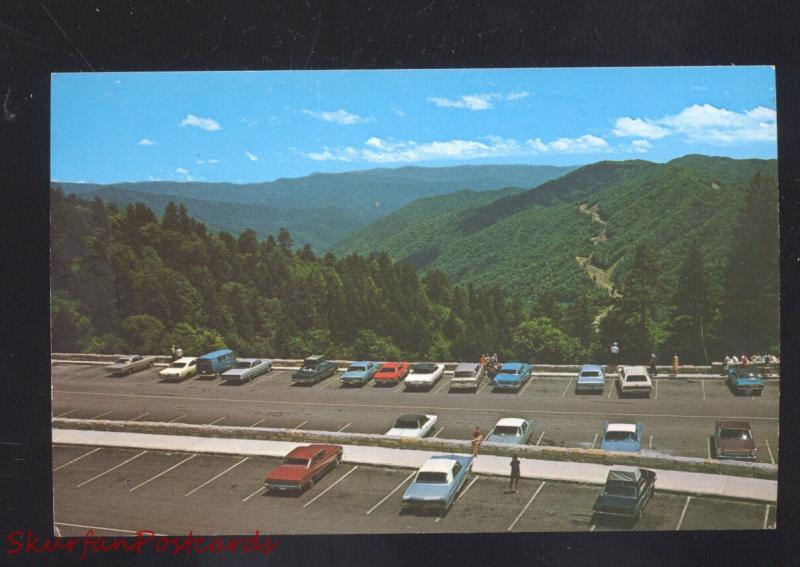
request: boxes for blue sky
[51,67,776,184]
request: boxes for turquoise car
[491,362,533,392]
[486,418,534,444]
[726,367,764,396]
[575,364,605,394]
[402,454,474,514]
[599,422,642,453]
[340,361,381,386]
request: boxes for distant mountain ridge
[52,163,576,251]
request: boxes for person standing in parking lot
[649,353,657,377]
[472,427,484,456]
[671,353,680,378]
[507,454,521,493]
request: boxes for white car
[158,357,198,381]
[385,414,438,438]
[404,363,444,390]
[618,366,653,397]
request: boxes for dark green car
[291,355,338,384]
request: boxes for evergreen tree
[615,242,660,360]
[277,227,293,254]
[670,240,712,363]
[162,202,180,231]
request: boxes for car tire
[335,454,342,466]
[308,478,315,490]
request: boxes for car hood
[266,465,309,482]
[717,438,755,452]
[600,439,640,452]
[223,368,251,376]
[734,376,764,385]
[159,367,184,375]
[385,428,423,437]
[594,492,636,511]
[403,482,449,501]
[342,370,369,379]
[578,376,604,384]
[406,372,436,381]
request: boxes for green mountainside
[333,155,778,303]
[52,164,574,250]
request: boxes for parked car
[593,466,656,520]
[340,361,381,387]
[373,362,411,386]
[196,349,237,377]
[491,362,533,392]
[404,363,444,390]
[618,366,653,397]
[714,421,758,461]
[385,414,438,438]
[575,364,605,394]
[221,358,274,384]
[106,355,156,376]
[485,418,534,445]
[291,355,338,384]
[726,367,764,396]
[401,454,474,514]
[599,422,642,453]
[449,362,486,392]
[158,357,198,381]
[264,444,343,492]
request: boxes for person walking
[648,353,657,377]
[490,353,499,368]
[171,344,178,361]
[471,427,484,456]
[175,345,183,359]
[610,342,620,372]
[507,454,521,494]
[671,353,680,378]
[480,353,488,367]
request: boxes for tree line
[50,172,778,364]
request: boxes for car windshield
[114,358,129,364]
[454,371,475,378]
[235,361,252,369]
[626,375,647,382]
[412,365,435,373]
[394,420,420,429]
[348,365,366,372]
[605,431,636,441]
[720,429,751,440]
[284,458,310,466]
[604,481,637,498]
[170,362,186,368]
[378,367,395,373]
[416,472,448,484]
[581,371,601,377]
[301,364,318,371]
[493,426,520,436]
[498,366,519,374]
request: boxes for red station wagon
[374,362,411,386]
[265,444,343,492]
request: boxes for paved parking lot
[52,445,776,536]
[52,364,780,464]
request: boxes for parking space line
[706,437,712,459]
[701,380,706,400]
[303,466,359,508]
[433,426,445,438]
[130,413,149,421]
[456,475,480,502]
[247,373,272,387]
[590,524,596,532]
[337,423,351,432]
[432,378,450,394]
[77,451,148,488]
[54,522,166,537]
[242,485,265,503]
[560,379,573,399]
[90,410,113,420]
[185,457,248,496]
[129,454,197,492]
[517,377,534,397]
[654,379,658,399]
[591,433,598,449]
[676,496,692,530]
[312,378,331,390]
[366,471,416,515]
[207,417,226,425]
[53,447,102,472]
[765,440,775,464]
[607,383,615,398]
[649,435,653,450]
[507,481,546,531]
[167,415,186,423]
[535,431,546,446]
[284,380,296,388]
[475,381,489,395]
[293,420,309,430]
[763,504,770,529]
[249,418,266,428]
[55,409,79,418]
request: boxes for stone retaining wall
[52,418,777,480]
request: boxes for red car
[265,444,343,492]
[374,362,411,385]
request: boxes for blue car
[491,362,533,392]
[726,367,764,396]
[402,454,474,514]
[340,361,380,386]
[486,418,534,445]
[575,364,605,394]
[599,422,642,453]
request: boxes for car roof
[349,361,372,366]
[606,423,637,433]
[496,418,526,428]
[305,355,325,360]
[455,362,480,371]
[398,413,427,422]
[287,444,333,459]
[413,362,437,369]
[199,349,233,359]
[419,458,456,474]
[499,362,524,369]
[608,466,642,482]
[717,421,751,429]
[236,358,259,363]
[580,364,603,372]
[174,357,196,363]
[621,365,649,374]
[379,362,404,368]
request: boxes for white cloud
[301,109,372,125]
[306,133,609,164]
[612,117,670,139]
[196,160,205,164]
[393,108,406,117]
[179,114,222,131]
[207,158,220,164]
[428,93,497,110]
[137,138,156,145]
[627,139,652,153]
[245,151,258,161]
[176,167,189,175]
[506,91,530,101]
[612,104,776,145]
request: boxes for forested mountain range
[52,164,575,251]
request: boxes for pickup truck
[291,355,338,384]
[221,358,274,384]
[593,466,656,521]
[106,355,156,376]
